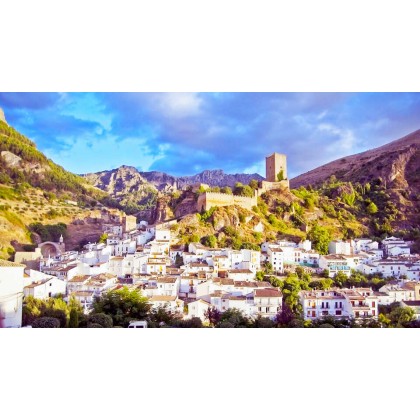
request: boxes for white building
[0,260,25,328]
[24,276,66,299]
[253,288,282,319]
[267,246,284,274]
[328,240,352,255]
[319,255,352,277]
[300,289,349,320]
[187,299,211,322]
[149,295,184,314]
[299,287,379,320]
[382,237,411,257]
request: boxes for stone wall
[197,192,257,212]
[257,180,290,196]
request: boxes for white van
[128,320,148,328]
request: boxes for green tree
[220,186,233,194]
[256,271,265,281]
[98,233,108,244]
[69,308,79,328]
[249,179,259,190]
[307,224,332,254]
[87,313,114,328]
[389,306,415,327]
[277,170,285,181]
[366,202,378,214]
[92,286,151,327]
[333,271,348,287]
[202,234,217,248]
[217,308,251,328]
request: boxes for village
[1,152,419,327]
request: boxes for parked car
[128,320,148,328]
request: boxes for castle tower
[266,153,287,182]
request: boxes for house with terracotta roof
[252,288,282,319]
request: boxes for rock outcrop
[0,108,7,125]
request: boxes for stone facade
[266,153,287,182]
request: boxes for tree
[333,271,348,287]
[205,307,222,327]
[174,254,184,268]
[92,286,151,327]
[307,224,332,254]
[274,304,304,327]
[202,234,217,248]
[256,271,264,281]
[249,179,259,190]
[389,306,415,327]
[217,308,251,328]
[69,308,79,328]
[98,233,108,244]
[277,170,285,181]
[234,184,254,198]
[253,315,275,328]
[220,186,232,195]
[295,266,305,279]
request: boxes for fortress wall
[197,192,257,212]
[257,180,290,196]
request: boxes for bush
[87,313,114,328]
[32,317,60,328]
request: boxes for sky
[0,92,419,178]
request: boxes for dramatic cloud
[1,92,419,177]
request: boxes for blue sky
[1,92,419,178]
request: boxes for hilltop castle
[197,153,290,212]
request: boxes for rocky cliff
[0,108,7,125]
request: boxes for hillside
[0,118,120,259]
[291,129,420,233]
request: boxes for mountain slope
[291,129,420,190]
[291,129,420,232]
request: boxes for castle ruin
[196,152,290,212]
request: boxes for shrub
[32,317,60,328]
[87,313,114,328]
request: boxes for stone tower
[266,153,287,182]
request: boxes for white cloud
[154,92,203,118]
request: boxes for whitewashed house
[187,299,211,322]
[0,260,25,328]
[24,276,66,299]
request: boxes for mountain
[291,129,420,232]
[291,129,420,190]
[83,166,264,212]
[83,165,158,213]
